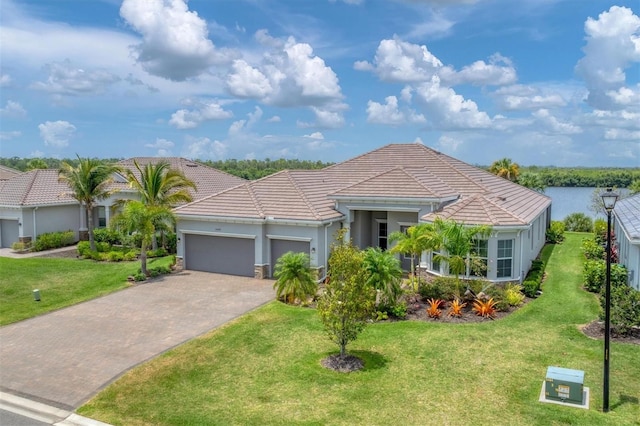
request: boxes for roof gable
[614,193,640,241]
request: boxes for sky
[0,0,639,167]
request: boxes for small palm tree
[59,156,121,251]
[111,201,175,276]
[489,158,520,182]
[273,251,317,304]
[389,223,438,287]
[363,247,403,307]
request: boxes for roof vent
[498,196,507,201]
[186,163,198,167]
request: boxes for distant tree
[317,231,375,358]
[629,179,640,195]
[26,158,48,170]
[517,172,546,192]
[363,247,403,308]
[489,158,520,182]
[58,156,121,251]
[111,201,174,276]
[273,251,317,304]
[564,213,593,233]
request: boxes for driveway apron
[0,271,274,410]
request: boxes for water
[545,187,630,221]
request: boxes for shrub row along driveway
[0,271,274,410]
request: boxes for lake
[545,187,630,221]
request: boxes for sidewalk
[0,392,111,426]
[0,245,78,259]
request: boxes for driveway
[0,271,275,410]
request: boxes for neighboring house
[613,193,640,290]
[0,165,22,181]
[0,159,245,248]
[175,143,551,282]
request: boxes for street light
[600,187,618,413]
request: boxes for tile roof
[0,165,22,181]
[614,193,640,241]
[177,143,551,226]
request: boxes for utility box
[545,366,584,404]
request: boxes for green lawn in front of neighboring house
[70,233,636,424]
[0,256,172,326]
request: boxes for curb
[0,392,111,426]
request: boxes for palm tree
[273,251,317,304]
[389,222,438,287]
[58,156,121,251]
[432,218,492,296]
[123,160,196,249]
[363,247,403,307]
[489,158,520,182]
[110,201,175,276]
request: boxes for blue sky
[0,0,638,166]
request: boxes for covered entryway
[270,239,310,277]
[0,219,19,248]
[184,234,254,277]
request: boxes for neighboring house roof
[115,157,246,201]
[0,165,22,181]
[614,193,640,242]
[0,169,76,206]
[176,143,551,226]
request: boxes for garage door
[270,239,310,277]
[0,219,20,248]
[184,234,254,277]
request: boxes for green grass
[0,256,172,326]
[76,233,637,424]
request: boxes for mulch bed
[404,296,532,323]
[321,354,365,373]
[580,320,640,346]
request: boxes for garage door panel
[1,219,20,248]
[270,239,310,277]
[185,234,254,277]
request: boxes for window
[497,239,514,278]
[378,221,387,250]
[471,239,488,277]
[97,206,106,228]
[400,225,412,261]
[431,250,441,273]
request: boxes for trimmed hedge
[33,230,76,252]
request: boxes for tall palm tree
[123,160,196,249]
[273,251,317,304]
[432,218,492,296]
[489,158,520,182]
[363,247,403,307]
[59,156,121,251]
[389,222,438,287]
[110,201,175,276]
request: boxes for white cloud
[182,136,227,160]
[298,106,346,129]
[493,84,567,110]
[0,74,11,86]
[227,59,272,98]
[439,54,517,86]
[144,138,175,156]
[366,95,426,125]
[604,128,640,140]
[119,0,232,81]
[304,132,324,139]
[30,150,44,158]
[30,59,121,96]
[606,85,640,106]
[414,76,492,129]
[357,37,443,83]
[436,135,463,153]
[0,130,22,140]
[0,100,27,117]
[266,115,281,123]
[169,99,234,129]
[38,120,76,147]
[532,109,582,135]
[229,106,263,137]
[575,6,640,109]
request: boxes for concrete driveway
[0,271,275,410]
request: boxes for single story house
[0,158,245,248]
[175,143,552,283]
[613,192,640,290]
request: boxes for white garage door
[184,234,254,277]
[270,239,310,277]
[0,219,20,248]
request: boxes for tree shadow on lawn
[320,350,388,373]
[611,394,639,411]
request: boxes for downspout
[32,207,39,239]
[317,222,331,284]
[518,229,524,284]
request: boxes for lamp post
[600,188,618,413]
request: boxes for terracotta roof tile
[0,170,76,206]
[0,165,22,181]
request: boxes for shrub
[523,280,540,298]
[472,297,497,318]
[132,272,147,281]
[164,231,177,254]
[11,241,29,251]
[93,228,124,245]
[123,251,138,261]
[504,284,525,306]
[600,279,639,336]
[77,241,91,257]
[546,221,565,244]
[95,241,111,253]
[418,277,456,301]
[584,261,627,293]
[106,251,124,262]
[147,265,172,277]
[32,230,75,251]
[581,238,604,261]
[388,301,407,319]
[593,218,607,246]
[564,213,593,232]
[147,247,168,258]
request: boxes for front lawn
[0,256,172,326]
[79,233,639,424]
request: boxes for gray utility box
[545,366,584,404]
